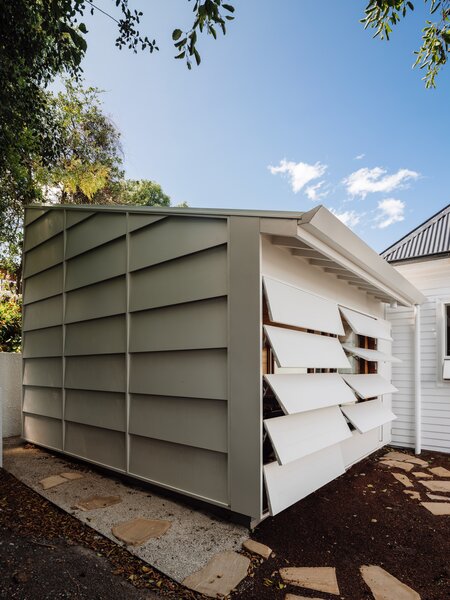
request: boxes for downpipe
[414,304,422,455]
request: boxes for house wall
[386,257,450,453]
[0,352,22,439]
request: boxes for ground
[1,447,449,599]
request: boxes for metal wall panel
[129,245,227,312]
[339,306,392,341]
[23,234,64,278]
[23,386,62,419]
[23,357,62,387]
[65,421,126,470]
[66,238,126,290]
[23,295,63,331]
[129,216,227,271]
[66,210,94,228]
[65,355,126,392]
[342,374,398,399]
[25,208,48,225]
[341,399,396,434]
[23,414,62,450]
[129,298,227,352]
[65,389,126,432]
[23,264,63,305]
[129,435,228,504]
[66,212,126,258]
[22,326,63,358]
[65,315,126,355]
[129,349,227,399]
[65,276,126,323]
[128,214,166,232]
[24,210,64,251]
[129,394,227,452]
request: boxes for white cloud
[329,208,362,228]
[305,180,328,201]
[343,166,419,198]
[354,153,365,160]
[374,198,405,229]
[268,159,327,193]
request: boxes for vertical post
[62,209,67,450]
[125,212,131,473]
[414,304,422,455]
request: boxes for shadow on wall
[1,353,22,439]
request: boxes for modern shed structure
[22,204,424,523]
[383,203,450,454]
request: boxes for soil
[232,447,450,600]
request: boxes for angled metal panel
[129,245,227,311]
[65,421,126,470]
[23,264,63,305]
[341,399,397,433]
[66,210,94,228]
[264,406,352,465]
[23,295,63,331]
[65,276,126,323]
[65,315,126,355]
[264,373,356,414]
[128,214,166,232]
[65,355,126,392]
[23,234,64,278]
[23,414,62,450]
[23,357,62,388]
[25,207,48,225]
[340,428,382,467]
[66,212,127,258]
[65,389,126,432]
[342,374,398,399]
[342,344,401,363]
[265,325,351,369]
[129,297,227,352]
[129,394,227,453]
[129,435,228,504]
[22,326,63,358]
[24,210,64,251]
[264,276,344,335]
[23,386,62,419]
[65,238,126,291]
[339,306,392,341]
[129,216,228,271]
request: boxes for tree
[362,0,450,88]
[120,180,171,206]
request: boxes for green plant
[0,286,22,352]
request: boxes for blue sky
[80,1,450,251]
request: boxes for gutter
[414,304,422,455]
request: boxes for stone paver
[380,460,414,472]
[429,466,450,478]
[411,471,432,479]
[360,565,420,599]
[427,492,450,501]
[39,475,68,490]
[182,551,250,598]
[74,495,122,511]
[420,502,450,515]
[285,595,323,600]
[419,480,450,493]
[60,472,84,480]
[403,490,421,500]
[279,567,340,595]
[391,473,414,488]
[382,452,428,467]
[112,518,172,546]
[242,539,272,559]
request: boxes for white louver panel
[342,344,401,363]
[339,306,392,341]
[443,360,450,380]
[264,277,345,335]
[340,399,397,434]
[264,373,356,414]
[264,445,346,516]
[264,325,351,369]
[342,374,398,399]
[264,406,352,465]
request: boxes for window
[446,304,450,358]
[440,303,450,381]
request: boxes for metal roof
[382,203,450,263]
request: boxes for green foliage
[120,179,171,206]
[0,285,22,353]
[362,0,450,87]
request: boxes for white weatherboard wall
[0,353,22,438]
[386,257,450,453]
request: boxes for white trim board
[264,373,356,414]
[341,374,398,399]
[342,344,401,363]
[340,399,396,433]
[264,325,351,369]
[264,405,352,465]
[339,306,392,341]
[263,276,344,335]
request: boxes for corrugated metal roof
[382,203,450,263]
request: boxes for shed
[382,203,450,454]
[21,204,423,523]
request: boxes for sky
[79,1,450,252]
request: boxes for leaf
[223,3,235,12]
[78,23,88,34]
[194,48,201,65]
[175,51,186,59]
[172,29,183,41]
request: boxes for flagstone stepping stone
[112,518,171,546]
[279,567,340,595]
[419,480,450,493]
[403,490,421,500]
[360,565,420,599]
[391,473,414,488]
[39,475,68,490]
[242,539,272,559]
[285,595,323,600]
[182,550,250,598]
[421,502,450,515]
[427,492,450,501]
[74,495,122,511]
[380,460,414,472]
[412,471,432,478]
[60,472,84,480]
[429,466,450,477]
[382,452,428,467]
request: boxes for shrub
[0,285,22,352]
